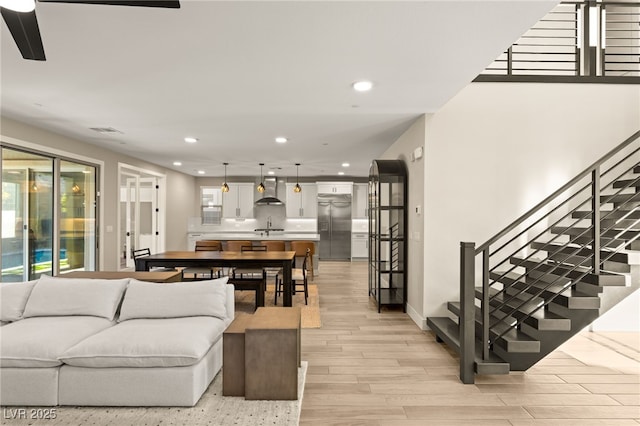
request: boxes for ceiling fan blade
[0,8,46,61]
[37,0,180,8]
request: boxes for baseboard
[406,303,427,330]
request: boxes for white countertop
[187,232,320,241]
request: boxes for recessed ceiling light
[352,80,373,92]
[197,170,205,175]
[184,137,198,143]
[338,171,345,176]
[173,161,182,166]
[275,137,288,144]
[342,163,350,167]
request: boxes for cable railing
[477,1,640,82]
[459,130,640,384]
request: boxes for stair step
[448,301,518,336]
[612,176,640,190]
[521,270,603,307]
[530,242,631,264]
[427,317,460,353]
[492,327,541,353]
[427,316,510,375]
[600,218,640,230]
[600,192,640,207]
[550,226,639,241]
[427,316,507,371]
[569,235,640,251]
[633,164,640,174]
[510,256,627,286]
[485,287,571,331]
[573,210,640,220]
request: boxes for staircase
[427,131,640,383]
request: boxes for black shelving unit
[368,159,407,313]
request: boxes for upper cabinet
[316,182,353,195]
[285,183,317,218]
[352,183,368,219]
[222,183,254,218]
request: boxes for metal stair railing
[477,1,640,82]
[459,130,640,384]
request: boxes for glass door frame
[1,140,102,280]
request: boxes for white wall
[1,117,197,269]
[422,83,640,320]
[379,115,426,327]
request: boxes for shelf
[368,159,408,313]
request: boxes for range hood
[255,177,283,205]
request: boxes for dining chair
[233,244,267,279]
[290,240,315,280]
[131,248,176,272]
[261,240,286,284]
[182,240,222,280]
[275,248,309,305]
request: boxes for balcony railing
[476,1,640,83]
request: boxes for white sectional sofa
[0,275,235,407]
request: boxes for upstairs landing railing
[476,1,640,83]
[459,130,640,384]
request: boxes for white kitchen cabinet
[222,183,254,218]
[352,183,368,218]
[286,183,317,218]
[316,182,353,195]
[351,233,368,259]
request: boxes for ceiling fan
[0,0,180,61]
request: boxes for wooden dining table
[135,251,297,307]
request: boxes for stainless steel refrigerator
[317,194,352,260]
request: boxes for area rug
[3,362,308,426]
[235,283,321,328]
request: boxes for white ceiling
[1,0,557,178]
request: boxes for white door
[118,165,166,270]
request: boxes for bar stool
[290,240,315,280]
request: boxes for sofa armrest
[225,283,235,323]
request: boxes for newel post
[460,242,476,384]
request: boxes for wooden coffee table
[58,270,182,282]
[222,307,301,400]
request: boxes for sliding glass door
[1,149,53,281]
[1,146,98,282]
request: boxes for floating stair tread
[511,256,627,286]
[493,327,541,353]
[550,226,639,240]
[573,210,640,220]
[497,270,601,309]
[600,193,640,204]
[427,316,510,375]
[612,177,640,189]
[530,242,630,264]
[427,317,460,353]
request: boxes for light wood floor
[300,261,640,425]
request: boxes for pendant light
[257,163,266,193]
[293,163,302,193]
[221,163,230,193]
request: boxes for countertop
[187,232,320,241]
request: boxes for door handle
[126,232,130,237]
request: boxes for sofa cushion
[22,275,128,321]
[118,277,229,321]
[59,316,226,368]
[0,316,115,368]
[0,280,37,322]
